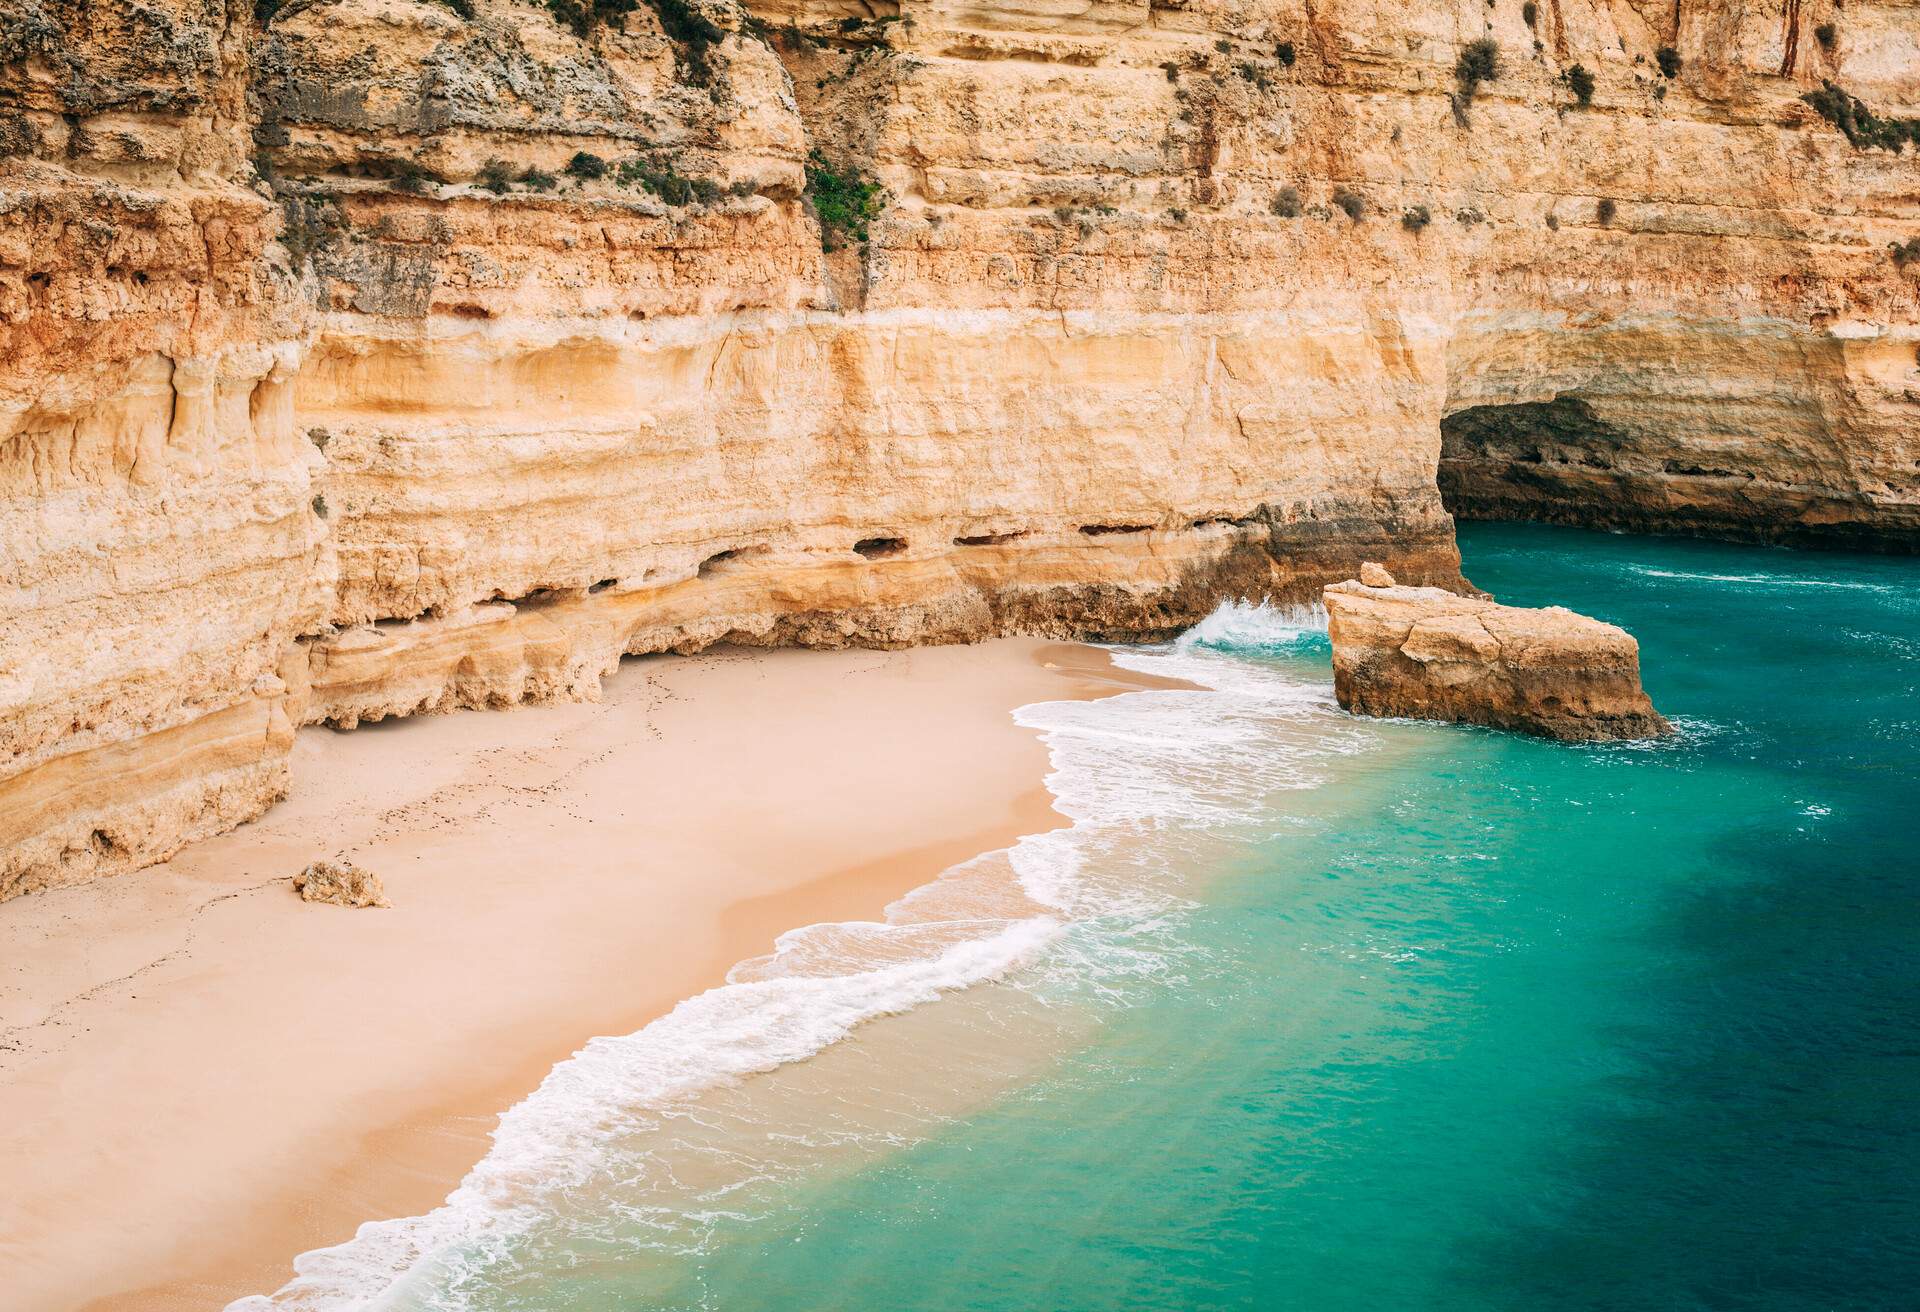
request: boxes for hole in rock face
[88,829,116,856]
[440,303,491,319]
[1078,523,1153,536]
[1187,514,1262,531]
[489,586,563,608]
[852,537,907,558]
[953,530,1029,546]
[588,578,617,593]
[27,272,50,289]
[698,545,768,578]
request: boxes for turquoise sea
[242,523,1919,1312]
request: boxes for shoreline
[0,638,1180,1312]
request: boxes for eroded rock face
[2,0,1913,894]
[0,0,330,900]
[1325,567,1671,742]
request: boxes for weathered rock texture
[1325,566,1671,741]
[292,857,390,907]
[2,0,1914,894]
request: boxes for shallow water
[242,523,1919,1311]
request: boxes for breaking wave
[231,600,1378,1311]
[1625,565,1900,593]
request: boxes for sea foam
[231,600,1375,1311]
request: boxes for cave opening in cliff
[697,545,770,578]
[853,537,908,559]
[1437,396,1631,527]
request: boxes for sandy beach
[0,638,1162,1312]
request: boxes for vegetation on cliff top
[540,0,723,86]
[258,0,471,20]
[543,0,639,37]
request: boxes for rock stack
[1324,566,1671,742]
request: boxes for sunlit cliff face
[2,0,1915,896]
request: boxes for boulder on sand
[292,858,390,908]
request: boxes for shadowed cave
[1438,396,1916,553]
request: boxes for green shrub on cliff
[616,156,717,205]
[1564,64,1595,107]
[544,0,723,87]
[1803,82,1920,152]
[1452,37,1499,127]
[477,158,514,193]
[567,152,608,180]
[804,150,885,250]
[391,160,435,194]
[1456,38,1498,97]
[644,0,725,83]
[544,0,638,37]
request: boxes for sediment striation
[1325,565,1670,741]
[2,0,1914,895]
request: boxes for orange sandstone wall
[1,0,1914,896]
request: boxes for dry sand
[0,638,1168,1311]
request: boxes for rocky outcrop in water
[1324,566,1671,742]
[2,0,1912,895]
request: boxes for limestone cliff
[2,0,1915,897]
[1,0,329,897]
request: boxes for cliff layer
[2,0,1915,896]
